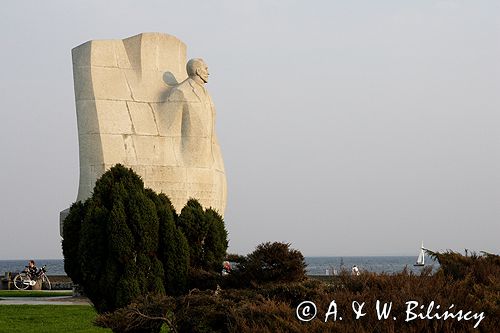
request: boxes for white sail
[415,242,425,266]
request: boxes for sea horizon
[0,254,425,261]
[1,256,438,276]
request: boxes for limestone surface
[61,33,226,234]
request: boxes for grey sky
[1,0,498,259]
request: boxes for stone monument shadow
[162,71,179,100]
[163,71,179,86]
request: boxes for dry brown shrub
[96,251,500,333]
[95,293,176,333]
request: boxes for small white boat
[414,241,425,267]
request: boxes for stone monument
[60,33,227,233]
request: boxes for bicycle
[13,265,51,290]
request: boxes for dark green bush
[178,199,208,268]
[177,199,229,273]
[62,201,86,285]
[234,242,306,286]
[64,165,165,314]
[63,165,229,321]
[146,190,189,296]
[203,208,229,271]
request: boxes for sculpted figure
[165,58,227,210]
[168,59,219,167]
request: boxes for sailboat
[414,241,425,266]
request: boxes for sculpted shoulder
[168,78,199,102]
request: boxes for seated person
[26,260,38,278]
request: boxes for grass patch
[0,305,110,332]
[0,290,72,297]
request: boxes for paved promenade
[0,296,91,305]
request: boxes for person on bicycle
[26,260,38,278]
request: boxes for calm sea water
[0,256,438,276]
[0,260,66,276]
[305,256,439,275]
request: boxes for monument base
[59,208,70,237]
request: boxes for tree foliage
[61,201,86,285]
[234,242,306,285]
[63,165,165,313]
[178,200,228,271]
[203,208,229,271]
[178,199,207,268]
[146,190,189,296]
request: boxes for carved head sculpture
[187,58,209,84]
